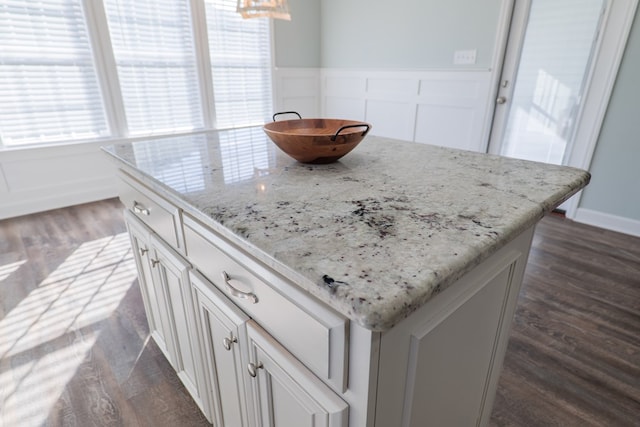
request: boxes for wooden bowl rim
[263,118,371,137]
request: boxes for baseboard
[573,208,640,238]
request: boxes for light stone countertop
[103,126,590,331]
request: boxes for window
[0,0,274,148]
[0,0,109,146]
[205,0,273,128]
[104,0,203,135]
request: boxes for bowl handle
[331,123,370,141]
[272,111,302,121]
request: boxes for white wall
[576,5,640,236]
[320,0,503,69]
[272,0,321,68]
[273,0,506,152]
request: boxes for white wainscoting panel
[0,142,118,219]
[415,105,475,151]
[320,69,493,152]
[325,97,366,121]
[367,78,418,97]
[273,68,321,119]
[326,75,367,97]
[365,100,415,141]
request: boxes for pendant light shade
[237,0,291,20]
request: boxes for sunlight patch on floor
[0,232,137,427]
[0,260,27,282]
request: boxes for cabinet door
[191,270,251,427]
[246,321,348,427]
[375,245,528,427]
[124,211,175,364]
[150,235,208,417]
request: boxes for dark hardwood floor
[489,213,640,427]
[0,199,209,427]
[1,200,638,426]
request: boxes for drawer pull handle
[221,271,258,304]
[139,247,148,257]
[133,201,150,216]
[150,258,160,268]
[247,362,263,378]
[223,336,237,351]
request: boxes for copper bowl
[263,112,371,164]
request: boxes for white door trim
[486,0,639,218]
[483,0,519,154]
[564,0,638,218]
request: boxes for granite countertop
[103,126,590,331]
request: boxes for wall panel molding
[272,67,494,151]
[320,68,493,152]
[273,68,321,119]
[0,142,118,219]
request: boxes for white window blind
[205,0,273,128]
[104,0,203,136]
[0,0,109,146]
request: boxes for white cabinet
[183,214,349,393]
[124,211,209,420]
[117,169,536,427]
[374,232,533,427]
[190,268,349,427]
[191,270,251,427]
[246,321,349,427]
[125,210,176,365]
[150,233,208,416]
[120,171,350,426]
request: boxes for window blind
[104,0,203,136]
[205,0,273,128]
[0,0,109,146]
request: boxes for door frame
[485,0,639,219]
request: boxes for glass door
[489,0,607,165]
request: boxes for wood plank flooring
[0,199,209,427]
[1,200,638,426]
[489,213,640,427]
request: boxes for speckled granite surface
[103,127,590,331]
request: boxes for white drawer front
[183,214,348,392]
[118,172,181,251]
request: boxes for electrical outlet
[453,49,477,65]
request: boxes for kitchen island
[103,126,590,427]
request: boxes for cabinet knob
[139,247,148,257]
[223,336,237,351]
[247,362,264,378]
[133,201,150,216]
[221,271,258,304]
[150,258,160,267]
